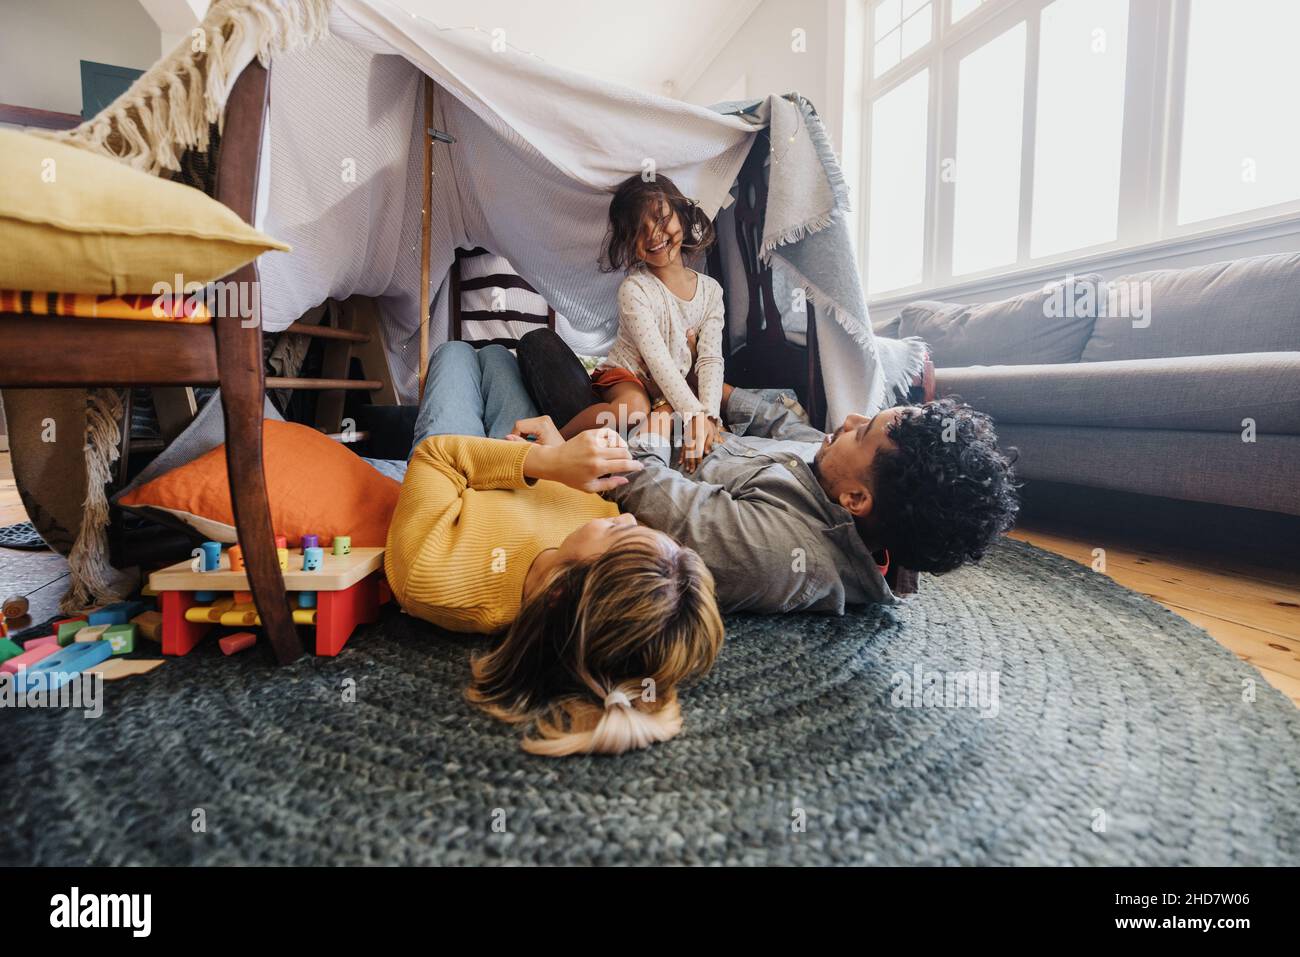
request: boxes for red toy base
[160,572,387,658]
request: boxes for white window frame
[854,0,1300,310]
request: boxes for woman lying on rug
[385,340,724,757]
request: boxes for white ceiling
[388,0,761,97]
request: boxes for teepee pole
[418,75,434,401]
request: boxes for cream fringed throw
[42,0,333,175]
[32,0,333,612]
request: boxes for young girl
[387,340,725,756]
[560,175,726,473]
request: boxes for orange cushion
[119,420,399,547]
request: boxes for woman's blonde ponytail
[522,685,683,757]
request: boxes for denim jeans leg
[477,344,540,438]
[410,341,487,458]
[516,328,599,430]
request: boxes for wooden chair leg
[214,300,303,665]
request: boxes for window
[951,22,1025,275]
[873,0,934,77]
[1177,0,1300,225]
[951,0,987,23]
[859,0,1300,298]
[867,70,930,292]
[1030,0,1128,258]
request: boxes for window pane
[952,0,983,23]
[868,70,930,294]
[1178,0,1300,224]
[874,0,901,40]
[1031,0,1128,258]
[903,0,928,17]
[874,33,901,76]
[951,22,1027,276]
[901,5,932,58]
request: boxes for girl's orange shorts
[590,366,647,391]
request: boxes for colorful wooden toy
[219,631,257,655]
[24,634,59,650]
[1,641,59,675]
[332,536,351,556]
[132,610,163,642]
[148,546,388,658]
[275,535,289,570]
[12,639,112,694]
[104,624,136,655]
[298,592,317,609]
[86,658,164,681]
[303,547,324,571]
[74,624,109,643]
[228,544,244,571]
[0,638,24,664]
[56,618,88,645]
[89,600,147,626]
[3,594,29,621]
[301,534,319,549]
[201,541,222,570]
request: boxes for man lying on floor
[515,328,1020,614]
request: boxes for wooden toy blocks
[104,624,137,655]
[132,610,163,642]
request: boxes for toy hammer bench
[148,545,390,657]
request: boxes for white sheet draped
[257,0,755,402]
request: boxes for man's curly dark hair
[869,398,1019,574]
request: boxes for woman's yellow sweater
[384,435,618,634]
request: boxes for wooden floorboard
[1011,524,1300,708]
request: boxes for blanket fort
[45,0,922,420]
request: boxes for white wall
[683,0,837,146]
[0,0,161,115]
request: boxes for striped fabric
[0,289,211,323]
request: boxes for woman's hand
[522,428,643,493]
[682,412,721,474]
[506,415,564,447]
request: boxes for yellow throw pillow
[0,128,289,295]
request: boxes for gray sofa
[888,251,1300,517]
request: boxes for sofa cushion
[993,424,1300,516]
[899,274,1101,368]
[937,352,1300,434]
[1081,252,1300,362]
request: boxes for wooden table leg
[215,307,303,665]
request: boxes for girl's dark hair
[600,174,716,273]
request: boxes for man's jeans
[410,341,540,457]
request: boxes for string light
[764,93,808,167]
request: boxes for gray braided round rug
[2,538,1297,865]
